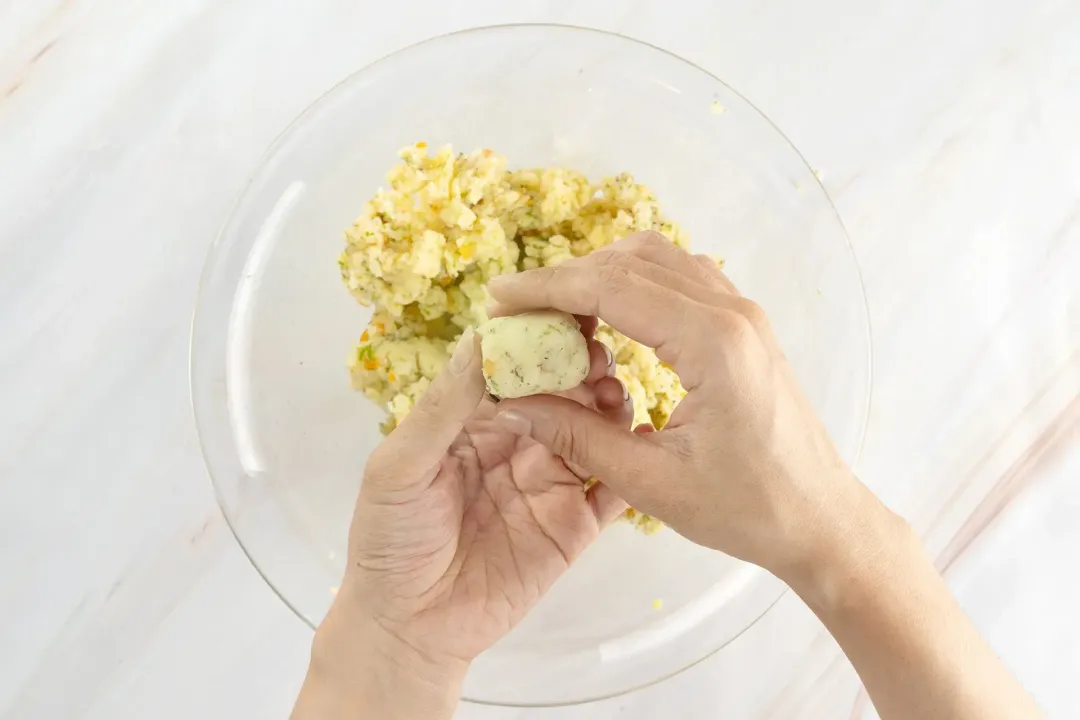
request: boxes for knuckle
[693,254,718,272]
[586,246,621,266]
[692,254,726,288]
[735,298,768,328]
[666,433,697,463]
[655,342,681,374]
[595,261,634,292]
[418,379,448,412]
[708,308,754,344]
[632,230,671,249]
[549,421,583,463]
[729,313,758,344]
[535,264,561,285]
[705,306,734,332]
[364,444,393,481]
[580,246,614,266]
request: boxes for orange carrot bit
[360,330,370,342]
[363,358,380,371]
[372,321,385,335]
[459,243,476,260]
[416,141,427,149]
[483,360,497,376]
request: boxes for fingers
[556,337,615,408]
[589,249,728,307]
[588,481,629,527]
[489,262,711,369]
[493,394,663,499]
[593,376,634,428]
[488,232,756,393]
[576,314,598,340]
[612,231,732,294]
[692,254,739,295]
[370,328,486,488]
[562,374,632,482]
[490,249,722,320]
[607,231,738,296]
[585,338,615,385]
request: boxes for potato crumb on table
[338,143,710,532]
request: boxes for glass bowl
[191,24,871,707]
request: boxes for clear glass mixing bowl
[191,24,871,707]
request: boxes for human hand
[480,238,1034,720]
[487,231,874,581]
[297,320,630,719]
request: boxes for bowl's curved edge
[187,21,873,708]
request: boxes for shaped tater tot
[478,311,590,399]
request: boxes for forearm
[785,483,1041,720]
[292,602,466,720]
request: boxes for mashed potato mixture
[479,311,590,400]
[338,143,702,532]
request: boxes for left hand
[295,319,631,719]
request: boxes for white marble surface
[1,1,1078,718]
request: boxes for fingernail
[449,327,476,374]
[602,343,614,370]
[622,381,630,402]
[494,409,532,436]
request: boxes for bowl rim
[189,21,873,708]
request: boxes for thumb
[374,327,485,484]
[493,395,662,497]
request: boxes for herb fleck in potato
[478,312,590,399]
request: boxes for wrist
[779,481,919,616]
[295,600,467,720]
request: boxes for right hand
[487,231,880,580]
